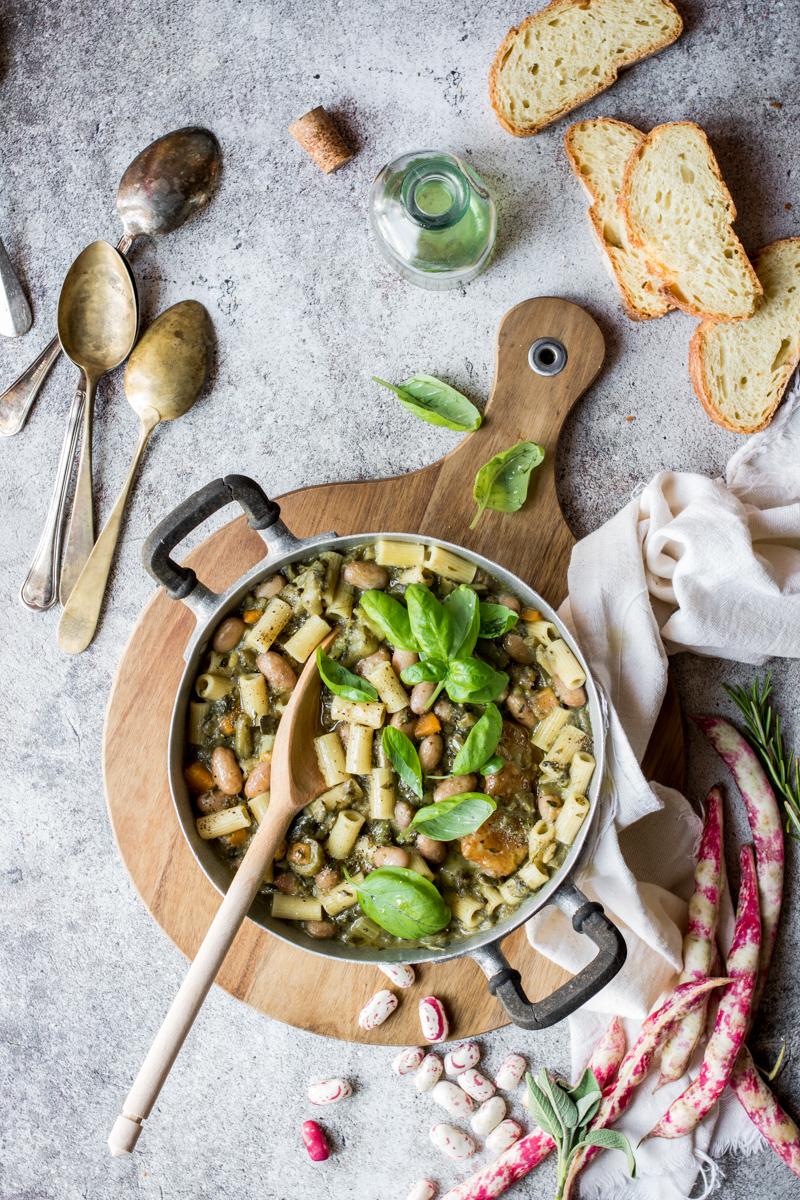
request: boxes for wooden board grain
[103,298,686,1045]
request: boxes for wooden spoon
[107,632,334,1157]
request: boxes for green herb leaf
[359,591,419,652]
[406,585,456,663]
[452,703,503,775]
[381,727,423,799]
[316,648,379,702]
[575,1091,602,1127]
[478,602,520,639]
[470,441,545,530]
[723,672,800,843]
[443,585,480,660]
[445,658,508,704]
[525,1073,560,1142]
[568,1067,602,1103]
[573,1129,636,1178]
[539,1070,579,1132]
[373,374,482,433]
[401,659,449,685]
[480,755,504,776]
[346,866,451,939]
[410,793,496,840]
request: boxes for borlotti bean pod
[142,474,626,1031]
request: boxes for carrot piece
[219,714,236,736]
[415,712,441,736]
[184,761,215,794]
[520,608,542,622]
[242,609,261,624]
[530,687,558,719]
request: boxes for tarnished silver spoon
[0,126,220,437]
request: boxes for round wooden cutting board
[103,297,686,1045]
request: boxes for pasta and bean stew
[183,540,595,950]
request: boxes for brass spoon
[58,301,214,654]
[0,126,220,437]
[20,242,138,611]
[108,632,336,1156]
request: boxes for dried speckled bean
[419,995,449,1043]
[494,1054,526,1091]
[432,1081,474,1119]
[458,1069,496,1103]
[444,1042,481,1075]
[485,1120,522,1155]
[379,963,415,989]
[430,1122,476,1161]
[307,1079,353,1106]
[301,1120,330,1161]
[406,1181,436,1200]
[393,1047,425,1076]
[358,990,398,1031]
[471,1096,506,1137]
[415,1054,444,1093]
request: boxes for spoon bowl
[117,127,222,244]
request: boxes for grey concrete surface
[0,0,798,1197]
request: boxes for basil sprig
[345,866,451,939]
[452,703,503,775]
[360,590,419,652]
[316,648,379,702]
[382,727,423,798]
[478,602,520,639]
[481,755,504,776]
[410,793,496,840]
[471,441,545,530]
[373,374,482,433]
[444,585,480,659]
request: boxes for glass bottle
[369,150,497,290]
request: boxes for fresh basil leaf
[480,755,504,776]
[373,374,482,433]
[401,659,448,685]
[381,727,423,799]
[347,866,451,939]
[443,585,480,659]
[478,602,520,639]
[359,590,419,652]
[445,658,508,704]
[539,1070,579,1132]
[573,1129,636,1178]
[525,1074,560,1142]
[452,704,503,775]
[316,648,379,702]
[567,1067,601,1103]
[575,1092,602,1128]
[406,585,456,663]
[410,793,496,840]
[470,441,545,530]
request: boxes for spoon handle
[107,796,296,1157]
[57,412,158,653]
[59,375,97,604]
[19,377,86,610]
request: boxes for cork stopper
[288,106,354,175]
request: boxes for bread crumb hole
[740,377,748,387]
[680,165,694,184]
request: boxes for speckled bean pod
[419,995,449,1043]
[730,1045,800,1178]
[379,963,416,988]
[393,1047,425,1076]
[445,1042,480,1074]
[647,846,761,1141]
[358,989,398,1030]
[430,1122,475,1161]
[485,1121,521,1155]
[494,1055,526,1092]
[301,1120,330,1161]
[458,1070,496,1103]
[308,1078,353,1105]
[415,1054,444,1093]
[406,1181,436,1200]
[432,1080,474,1118]
[471,1096,506,1136]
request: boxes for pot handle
[142,475,281,600]
[472,878,626,1030]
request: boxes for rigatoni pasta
[314,732,349,787]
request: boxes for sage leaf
[346,866,451,939]
[410,793,496,840]
[360,591,419,652]
[382,727,423,799]
[317,648,379,702]
[480,755,504,776]
[452,703,503,775]
[573,1129,636,1178]
[568,1067,602,1103]
[401,659,448,685]
[525,1074,560,1142]
[406,585,456,663]
[443,585,480,660]
[575,1091,603,1128]
[539,1070,579,1132]
[478,602,520,640]
[445,658,508,704]
[470,441,545,530]
[373,374,482,433]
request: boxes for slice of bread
[690,239,800,433]
[565,118,672,320]
[620,122,762,320]
[489,0,682,138]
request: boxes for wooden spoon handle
[107,799,293,1156]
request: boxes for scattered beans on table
[358,990,398,1030]
[419,996,449,1043]
[457,1069,495,1102]
[430,1122,476,1161]
[431,1081,474,1118]
[379,963,415,988]
[495,1053,527,1091]
[405,1181,435,1200]
[485,1119,522,1154]
[307,1079,353,1105]
[415,1054,444,1093]
[301,1119,330,1161]
[444,1042,480,1075]
[393,1046,425,1075]
[470,1095,506,1136]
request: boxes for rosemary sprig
[723,672,800,842]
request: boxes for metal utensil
[0,237,32,338]
[57,301,213,653]
[0,127,220,437]
[20,242,138,611]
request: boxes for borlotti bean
[393,1047,425,1076]
[415,1054,444,1092]
[308,1079,353,1105]
[358,989,398,1030]
[457,1069,496,1103]
[432,1080,474,1118]
[485,1120,522,1155]
[495,1053,526,1091]
[430,1122,476,1161]
[471,1095,506,1136]
[444,1041,480,1075]
[379,963,416,988]
[301,1120,330,1161]
[406,1181,436,1200]
[419,995,449,1043]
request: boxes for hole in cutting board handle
[528,337,567,377]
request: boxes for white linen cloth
[526,374,800,1198]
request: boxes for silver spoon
[0,127,220,437]
[0,236,32,338]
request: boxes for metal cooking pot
[143,474,626,1030]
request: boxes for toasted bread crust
[489,0,683,138]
